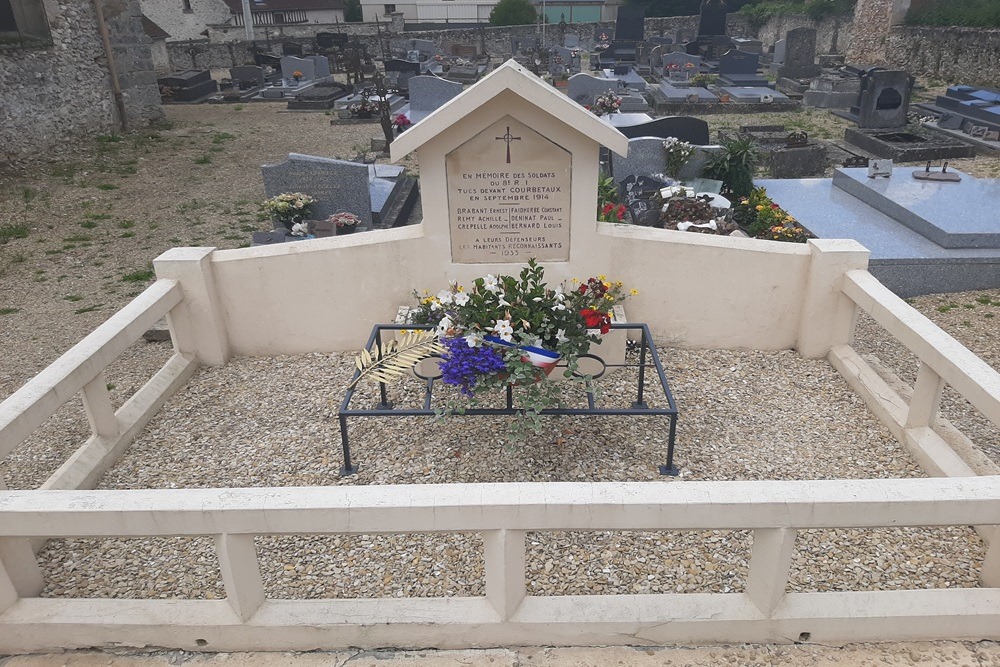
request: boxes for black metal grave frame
[337,323,679,476]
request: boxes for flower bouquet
[662,137,696,180]
[328,211,360,235]
[261,192,315,230]
[591,90,622,116]
[392,113,412,133]
[349,98,379,118]
[353,260,634,440]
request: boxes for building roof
[141,14,170,40]
[390,59,629,162]
[221,0,345,12]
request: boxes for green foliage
[703,137,759,199]
[489,0,537,26]
[625,0,757,17]
[121,268,155,283]
[344,0,363,22]
[739,0,855,30]
[0,223,29,244]
[905,0,1000,27]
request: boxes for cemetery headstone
[772,38,786,65]
[282,42,304,56]
[262,154,374,225]
[629,199,661,226]
[718,49,766,87]
[564,34,580,48]
[158,70,218,102]
[698,0,728,37]
[567,72,624,105]
[618,116,711,145]
[777,27,820,80]
[307,55,331,79]
[853,70,914,129]
[230,66,265,90]
[619,174,667,206]
[405,75,463,123]
[661,51,701,82]
[281,56,316,85]
[731,37,762,54]
[615,5,645,42]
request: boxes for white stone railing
[830,269,1000,479]
[0,479,997,653]
[0,278,198,493]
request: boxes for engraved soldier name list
[446,116,571,263]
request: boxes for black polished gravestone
[282,42,304,56]
[615,4,645,42]
[717,49,768,87]
[618,116,711,146]
[158,70,218,103]
[620,174,667,207]
[698,0,728,37]
[629,199,662,227]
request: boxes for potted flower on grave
[349,98,379,119]
[260,192,315,232]
[352,260,635,440]
[590,90,622,116]
[392,113,412,134]
[662,137,696,180]
[328,211,360,235]
[292,70,304,83]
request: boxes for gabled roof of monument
[390,59,629,161]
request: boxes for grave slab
[760,176,1000,297]
[658,82,718,102]
[719,86,786,102]
[831,167,1000,249]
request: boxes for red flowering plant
[598,202,627,223]
[566,275,637,334]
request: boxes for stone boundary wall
[0,0,163,167]
[166,14,858,73]
[848,0,893,64]
[886,26,1000,87]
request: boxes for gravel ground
[0,91,997,609]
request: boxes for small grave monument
[717,49,769,88]
[776,27,820,81]
[397,75,463,124]
[158,70,218,103]
[261,154,417,230]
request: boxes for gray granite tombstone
[718,49,768,87]
[251,230,291,246]
[408,39,438,56]
[281,56,316,85]
[698,0,728,37]
[612,137,721,182]
[771,38,786,65]
[567,72,624,105]
[406,75,463,123]
[307,55,331,79]
[661,51,701,81]
[854,70,914,129]
[675,28,695,45]
[564,34,580,48]
[777,28,820,79]
[732,37,762,53]
[262,154,373,225]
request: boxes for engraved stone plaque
[446,116,571,263]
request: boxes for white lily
[454,292,470,306]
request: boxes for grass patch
[121,268,155,282]
[10,251,27,263]
[84,213,112,220]
[233,104,244,111]
[43,249,64,255]
[193,154,212,165]
[975,295,998,306]
[118,220,135,229]
[96,184,119,191]
[63,235,93,243]
[97,134,124,144]
[74,304,103,314]
[0,223,29,244]
[119,231,136,238]
[79,221,98,229]
[936,304,957,313]
[0,307,19,315]
[212,132,236,144]
[64,294,83,302]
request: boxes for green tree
[625,0,757,18]
[489,0,537,26]
[345,0,363,23]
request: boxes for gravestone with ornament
[660,51,701,82]
[261,154,417,230]
[568,72,626,106]
[612,137,722,183]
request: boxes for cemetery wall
[168,14,851,72]
[0,0,163,166]
[885,26,1000,87]
[848,0,893,64]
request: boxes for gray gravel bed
[28,346,986,600]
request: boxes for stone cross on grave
[495,126,522,163]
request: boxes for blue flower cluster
[439,337,507,397]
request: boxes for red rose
[578,284,588,294]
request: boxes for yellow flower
[598,274,607,281]
[571,277,579,283]
[604,294,613,301]
[755,205,765,211]
[602,281,611,290]
[616,281,623,287]
[630,288,639,296]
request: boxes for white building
[139,0,345,42]
[360,0,612,27]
